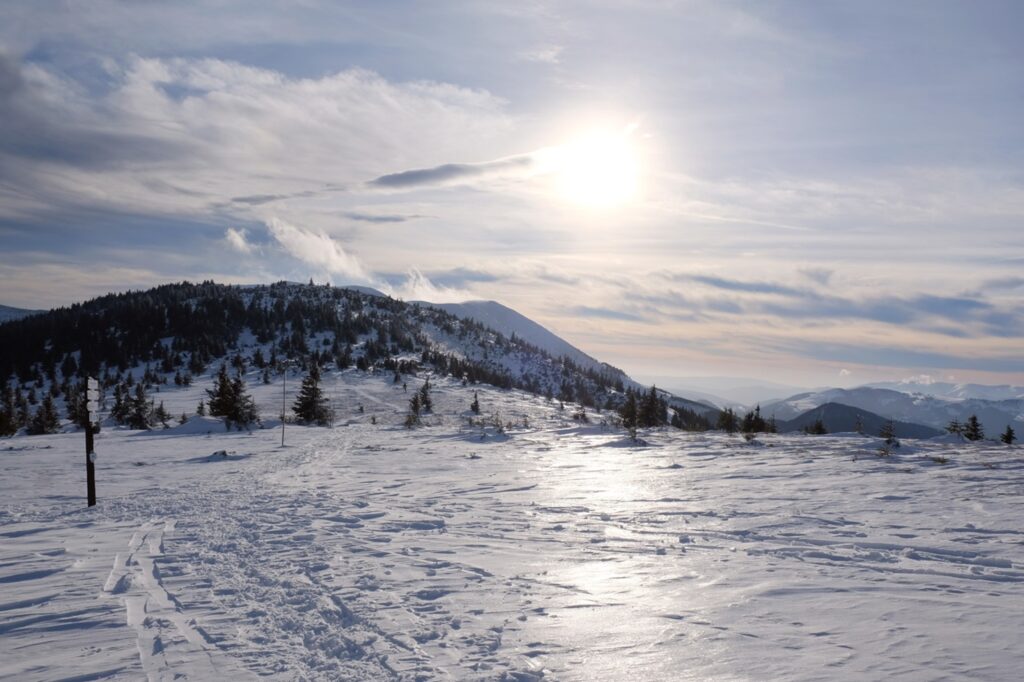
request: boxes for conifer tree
[470,391,480,415]
[620,390,638,440]
[153,401,171,429]
[1001,425,1016,445]
[28,394,60,435]
[419,379,432,412]
[946,418,963,435]
[127,383,152,429]
[879,419,898,446]
[293,363,331,425]
[0,385,17,436]
[964,414,984,441]
[716,407,738,433]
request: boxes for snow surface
[3,372,1024,680]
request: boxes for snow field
[2,371,1024,680]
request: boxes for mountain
[864,380,1024,402]
[0,304,42,323]
[0,281,651,425]
[429,300,605,373]
[429,300,716,417]
[763,387,1023,439]
[654,376,811,409]
[778,402,942,439]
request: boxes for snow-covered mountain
[763,386,1024,438]
[428,300,606,374]
[0,304,42,323]
[864,379,1024,402]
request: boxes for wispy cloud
[265,217,369,283]
[369,155,535,190]
[224,227,254,254]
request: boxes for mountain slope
[0,282,633,417]
[778,402,942,438]
[764,387,1023,439]
[0,304,42,323]
[430,300,604,372]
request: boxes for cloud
[567,306,648,323]
[265,217,368,282]
[224,227,254,254]
[518,46,563,64]
[0,54,513,221]
[799,268,833,286]
[369,155,534,190]
[383,268,473,303]
[686,274,804,297]
[341,211,420,224]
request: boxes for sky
[1,1,1022,388]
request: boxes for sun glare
[551,125,640,209]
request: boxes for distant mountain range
[762,386,1022,440]
[863,380,1024,402]
[0,304,42,323]
[777,402,942,439]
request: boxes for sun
[551,125,640,209]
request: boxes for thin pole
[281,364,286,447]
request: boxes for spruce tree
[419,379,432,412]
[964,415,984,441]
[0,385,16,436]
[293,364,331,425]
[1001,425,1016,445]
[946,418,963,435]
[620,390,638,439]
[27,394,60,435]
[716,407,738,433]
[879,419,898,446]
[470,391,480,415]
[127,383,152,429]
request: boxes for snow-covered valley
[3,372,1024,681]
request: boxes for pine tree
[716,407,738,433]
[802,417,827,432]
[620,390,638,439]
[1000,425,1016,445]
[230,373,259,428]
[153,401,171,429]
[0,385,17,436]
[206,365,235,420]
[406,392,422,428]
[27,394,60,435]
[946,418,963,435]
[964,414,984,441]
[127,383,152,429]
[879,419,898,446]
[293,364,331,425]
[196,400,206,416]
[206,365,257,429]
[419,379,432,412]
[470,391,480,415]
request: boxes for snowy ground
[2,372,1024,680]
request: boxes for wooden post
[85,420,96,507]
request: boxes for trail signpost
[85,377,98,506]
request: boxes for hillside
[430,300,605,373]
[779,402,942,439]
[0,281,631,415]
[0,304,42,323]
